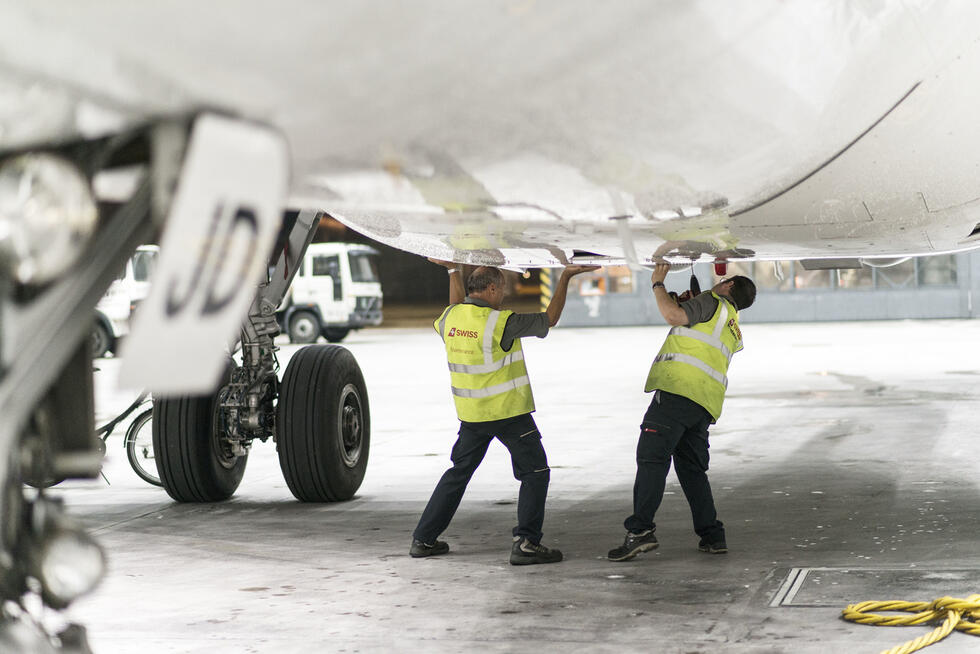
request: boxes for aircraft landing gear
[151,210,372,504]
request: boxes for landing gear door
[119,114,288,395]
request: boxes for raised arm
[545,265,600,326]
[650,263,688,326]
[429,258,465,304]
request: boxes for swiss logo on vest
[727,318,742,342]
[447,327,479,339]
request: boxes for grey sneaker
[608,529,659,561]
[410,538,449,558]
[509,537,563,565]
[697,539,728,554]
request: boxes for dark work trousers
[413,413,551,545]
[624,390,726,543]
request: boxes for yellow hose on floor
[841,594,980,654]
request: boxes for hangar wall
[558,252,980,326]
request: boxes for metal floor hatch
[769,568,980,608]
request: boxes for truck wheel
[324,327,350,343]
[277,345,370,501]
[288,311,320,344]
[153,365,246,502]
[91,322,112,359]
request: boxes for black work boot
[409,539,449,558]
[509,537,563,565]
[697,538,728,554]
[607,529,659,561]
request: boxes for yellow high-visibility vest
[434,303,535,422]
[644,292,743,421]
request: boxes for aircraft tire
[152,365,246,502]
[277,344,370,502]
[324,327,350,343]
[288,311,320,344]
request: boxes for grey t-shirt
[463,297,550,351]
[680,292,736,326]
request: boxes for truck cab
[92,245,159,358]
[278,242,383,343]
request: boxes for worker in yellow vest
[411,259,597,565]
[608,263,756,561]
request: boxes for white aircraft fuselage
[2,1,980,266]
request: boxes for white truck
[92,245,159,358]
[278,242,383,343]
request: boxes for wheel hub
[338,383,362,468]
[211,401,240,470]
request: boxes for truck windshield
[312,255,340,277]
[349,252,380,283]
[132,250,157,282]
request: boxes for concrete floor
[60,320,980,653]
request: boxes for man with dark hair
[411,259,596,565]
[725,275,756,312]
[608,263,755,562]
[465,266,505,295]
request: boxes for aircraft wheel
[324,327,350,343]
[91,322,112,359]
[288,311,320,344]
[153,366,246,502]
[277,345,370,501]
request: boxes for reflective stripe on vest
[712,299,729,339]
[435,305,452,340]
[482,310,502,364]
[435,303,535,421]
[448,350,525,374]
[451,375,531,398]
[644,292,742,421]
[666,327,733,363]
[652,352,728,388]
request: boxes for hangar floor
[64,320,980,653]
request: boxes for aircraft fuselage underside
[3,3,980,269]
